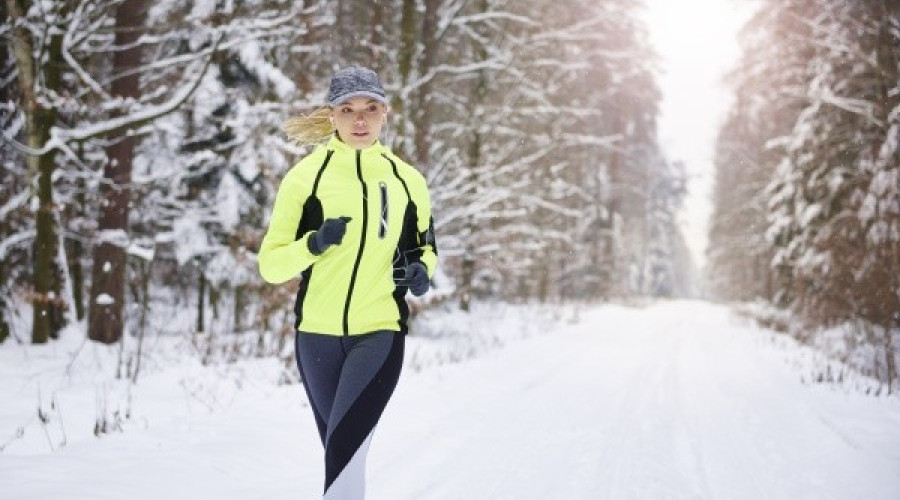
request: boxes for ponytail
[282,107,334,146]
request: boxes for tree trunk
[390,0,417,159]
[88,0,148,344]
[459,115,484,310]
[369,1,384,68]
[234,285,245,333]
[537,248,550,303]
[0,259,9,343]
[66,222,86,321]
[0,0,9,343]
[335,0,375,63]
[132,258,151,383]
[876,0,899,394]
[459,255,475,312]
[7,0,67,343]
[602,112,625,300]
[413,0,440,167]
[211,285,220,321]
[32,127,64,342]
[66,146,87,321]
[197,270,206,333]
[885,320,897,394]
[457,0,489,312]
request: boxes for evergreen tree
[709,0,815,302]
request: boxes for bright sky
[641,0,758,272]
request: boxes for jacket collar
[325,135,386,156]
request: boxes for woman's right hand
[307,216,352,255]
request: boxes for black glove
[307,216,351,255]
[400,261,429,296]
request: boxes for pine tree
[770,0,898,328]
[709,0,815,302]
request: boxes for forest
[707,0,899,388]
[1,0,689,345]
[1,0,897,387]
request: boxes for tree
[133,0,317,340]
[769,0,898,325]
[713,0,898,388]
[2,0,684,353]
[708,0,815,302]
[3,0,220,344]
[5,0,70,343]
[88,0,149,343]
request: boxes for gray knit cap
[327,66,387,106]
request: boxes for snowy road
[375,302,900,500]
[2,301,900,499]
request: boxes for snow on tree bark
[88,0,148,344]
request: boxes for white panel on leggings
[324,431,374,500]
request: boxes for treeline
[1,0,689,347]
[708,0,899,387]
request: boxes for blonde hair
[282,107,334,146]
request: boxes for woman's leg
[295,332,345,445]
[296,331,405,499]
[324,330,404,499]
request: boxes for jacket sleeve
[409,173,438,279]
[258,167,320,284]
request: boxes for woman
[258,66,437,499]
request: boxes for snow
[94,294,114,305]
[169,214,216,265]
[126,242,155,262]
[237,42,296,99]
[95,229,129,248]
[0,230,34,261]
[1,301,899,499]
[0,190,28,220]
[35,44,217,159]
[188,0,217,20]
[800,202,822,226]
[215,168,245,232]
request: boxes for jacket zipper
[343,150,368,335]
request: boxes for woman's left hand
[400,262,429,296]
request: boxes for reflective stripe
[379,181,388,239]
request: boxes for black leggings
[295,330,404,499]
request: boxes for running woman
[258,66,437,499]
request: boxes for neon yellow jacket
[258,136,437,336]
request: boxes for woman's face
[331,97,387,149]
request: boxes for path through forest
[2,301,899,500]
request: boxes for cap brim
[328,91,388,107]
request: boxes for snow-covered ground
[2,301,899,499]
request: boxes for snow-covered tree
[426,0,677,303]
[3,0,685,351]
[3,0,223,343]
[133,0,322,340]
[712,0,898,388]
[4,0,70,343]
[769,1,899,327]
[708,0,815,301]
